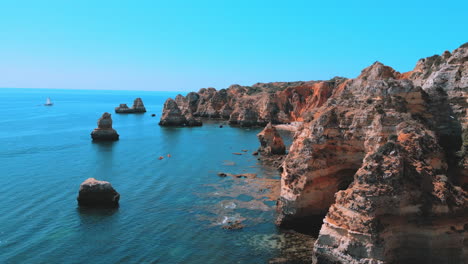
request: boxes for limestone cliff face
[159,79,342,127]
[275,43,468,263]
[404,44,468,188]
[159,98,202,126]
[257,122,286,155]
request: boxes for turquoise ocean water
[0,88,310,264]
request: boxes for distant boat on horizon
[44,97,53,106]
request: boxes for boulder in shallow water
[77,178,120,207]
[91,112,119,141]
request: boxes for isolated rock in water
[257,123,286,155]
[159,98,187,126]
[132,98,146,112]
[91,112,119,141]
[77,178,120,207]
[115,98,146,113]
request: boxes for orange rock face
[257,123,286,155]
[159,79,344,127]
[274,43,468,263]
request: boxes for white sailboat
[44,97,53,106]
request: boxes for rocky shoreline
[160,42,468,263]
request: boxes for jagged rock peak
[159,98,201,127]
[358,61,400,80]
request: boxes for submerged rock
[115,98,146,113]
[257,123,286,155]
[90,112,119,141]
[222,220,244,230]
[77,178,120,207]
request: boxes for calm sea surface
[0,88,311,264]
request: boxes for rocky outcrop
[257,123,286,155]
[159,79,343,126]
[313,122,467,264]
[115,98,146,113]
[77,178,120,207]
[404,44,468,189]
[90,112,119,141]
[274,43,468,263]
[158,98,202,126]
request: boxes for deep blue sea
[0,88,312,264]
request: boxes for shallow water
[0,88,312,263]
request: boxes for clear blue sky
[0,0,467,91]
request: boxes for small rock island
[91,112,119,141]
[115,97,146,113]
[77,178,120,207]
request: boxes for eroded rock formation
[115,97,146,113]
[157,42,468,263]
[274,43,468,263]
[77,178,120,207]
[90,112,119,141]
[159,98,202,126]
[257,123,286,155]
[159,79,344,126]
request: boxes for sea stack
[115,97,146,113]
[90,112,119,141]
[77,178,120,207]
[257,122,286,155]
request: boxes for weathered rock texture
[272,43,468,263]
[158,42,468,263]
[159,78,345,127]
[77,178,120,207]
[115,97,146,113]
[257,122,286,155]
[90,112,119,141]
[159,98,202,126]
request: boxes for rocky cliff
[158,42,468,263]
[159,78,345,127]
[274,43,468,263]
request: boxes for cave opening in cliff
[280,168,359,237]
[278,214,328,237]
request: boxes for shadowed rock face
[159,98,202,126]
[77,178,120,207]
[273,42,468,263]
[115,98,146,113]
[257,123,286,155]
[159,79,343,126]
[90,112,119,141]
